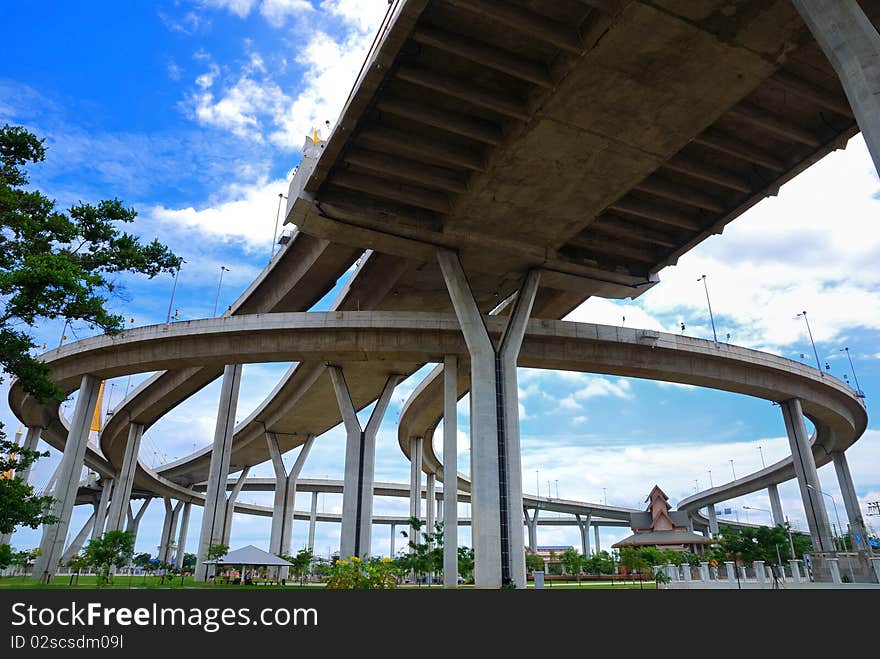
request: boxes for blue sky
[2,1,879,560]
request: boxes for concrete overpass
[8,0,879,586]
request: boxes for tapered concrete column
[438,249,540,589]
[33,374,101,581]
[576,514,592,556]
[105,423,145,532]
[871,557,880,582]
[330,367,401,560]
[443,355,458,588]
[780,399,834,552]
[196,363,243,581]
[126,498,152,546]
[16,426,43,487]
[832,451,869,551]
[175,502,192,568]
[221,467,251,546]
[827,557,842,583]
[790,559,802,583]
[594,525,601,553]
[409,435,423,529]
[425,473,436,542]
[523,508,539,550]
[390,523,396,557]
[755,560,766,585]
[767,484,785,526]
[707,504,719,535]
[792,0,880,174]
[308,491,318,552]
[60,510,96,565]
[267,433,315,558]
[159,499,184,564]
[726,561,736,583]
[91,478,114,540]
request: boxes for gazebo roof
[611,530,715,548]
[203,545,293,566]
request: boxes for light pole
[536,470,539,497]
[166,259,186,324]
[697,274,718,343]
[270,193,287,260]
[603,488,607,505]
[806,484,843,550]
[757,445,765,469]
[212,266,229,316]
[707,469,713,488]
[784,516,797,559]
[743,505,772,524]
[796,311,823,377]
[555,480,559,499]
[729,459,736,480]
[840,347,865,397]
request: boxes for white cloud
[573,378,632,401]
[200,0,259,18]
[167,61,183,81]
[572,415,588,424]
[259,0,313,27]
[150,175,289,251]
[190,75,287,141]
[559,396,581,411]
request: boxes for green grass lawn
[0,575,324,589]
[0,576,655,590]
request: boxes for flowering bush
[325,556,400,589]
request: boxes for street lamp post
[806,484,843,551]
[840,347,865,397]
[212,266,230,316]
[757,445,765,469]
[603,488,607,505]
[729,459,736,480]
[697,275,718,343]
[270,193,287,260]
[743,505,772,524]
[165,260,186,324]
[796,311,823,377]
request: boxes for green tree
[584,550,614,575]
[289,548,314,585]
[132,552,154,584]
[0,433,56,535]
[182,552,197,571]
[206,543,228,581]
[83,530,135,586]
[457,546,474,582]
[558,547,583,579]
[0,542,12,572]
[399,517,443,585]
[525,551,545,574]
[0,124,180,540]
[65,554,88,586]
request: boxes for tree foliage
[0,432,55,535]
[716,524,811,565]
[83,530,135,586]
[0,124,181,402]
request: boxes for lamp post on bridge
[796,311,823,377]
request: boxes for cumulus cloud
[259,0,313,27]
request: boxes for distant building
[612,485,714,553]
[530,546,574,562]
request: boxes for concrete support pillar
[792,0,880,174]
[755,560,766,585]
[409,435,423,532]
[105,423,145,532]
[832,451,869,551]
[767,484,785,527]
[827,557,842,584]
[575,514,592,556]
[221,467,251,546]
[790,559,802,583]
[267,433,315,558]
[126,498,152,547]
[871,557,880,582]
[438,250,540,589]
[330,367,401,560]
[16,426,43,487]
[33,374,101,581]
[91,478,114,540]
[390,523,396,557]
[60,510,96,566]
[426,473,436,540]
[159,499,184,564]
[726,561,736,583]
[523,508,539,551]
[175,502,192,568]
[707,504,719,536]
[308,491,318,552]
[196,363,243,581]
[594,525,601,554]
[442,354,460,587]
[780,398,834,552]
